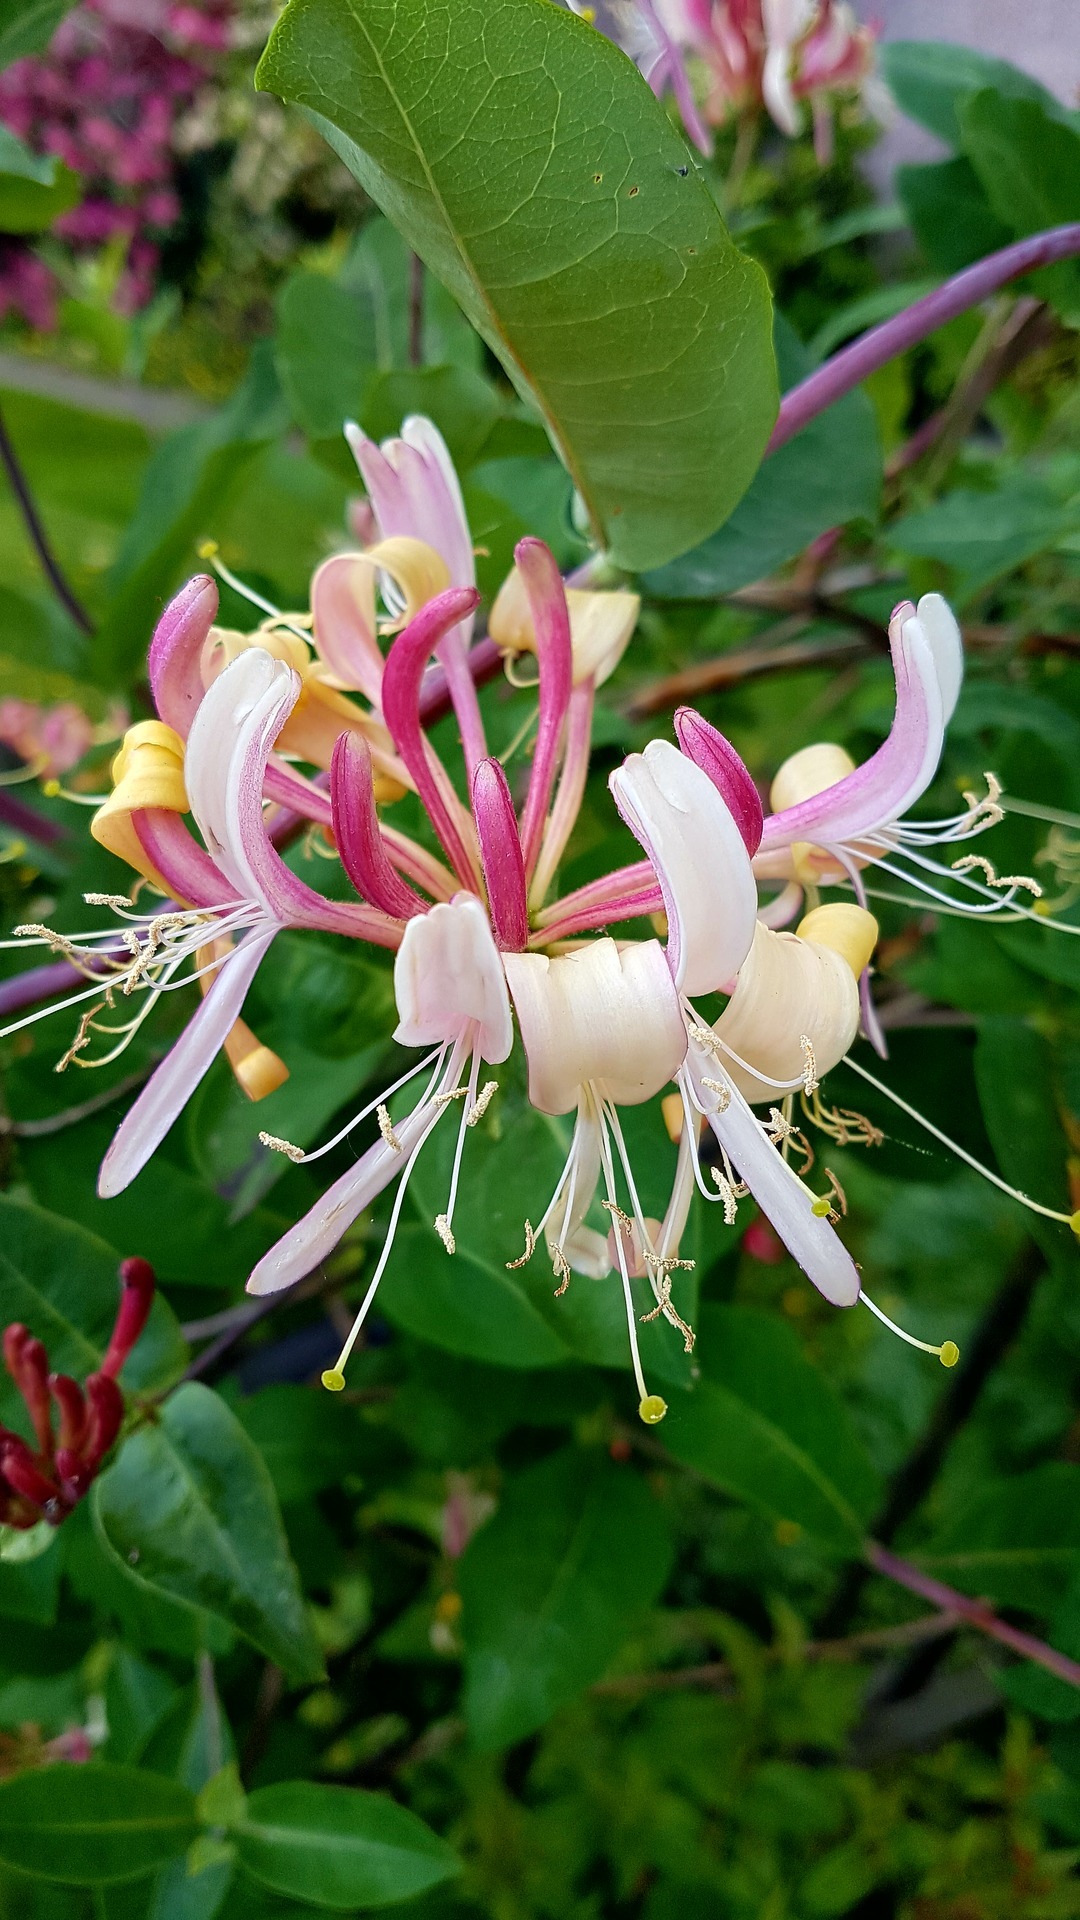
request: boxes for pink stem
[514,539,573,881]
[867,1542,1080,1691]
[472,758,528,951]
[535,858,659,927]
[381,587,483,889]
[531,680,595,908]
[770,225,1080,453]
[532,881,665,943]
[331,733,421,922]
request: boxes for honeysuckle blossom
[573,0,881,162]
[13,418,1071,1415]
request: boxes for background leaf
[93,1383,324,1683]
[233,1782,460,1910]
[660,1306,881,1550]
[0,1764,197,1885]
[256,0,776,570]
[458,1446,674,1748]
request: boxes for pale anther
[259,1132,305,1162]
[434,1213,456,1254]
[506,1221,537,1270]
[377,1104,403,1152]
[466,1081,498,1127]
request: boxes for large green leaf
[0,1196,187,1433]
[660,1306,881,1550]
[458,1446,674,1748]
[93,1383,324,1684]
[256,0,776,571]
[0,1765,197,1885]
[233,1782,460,1909]
[644,312,880,597]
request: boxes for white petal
[610,739,758,995]
[694,1059,861,1307]
[712,922,860,1104]
[393,893,512,1063]
[185,648,299,907]
[98,929,276,1198]
[247,1098,434,1295]
[504,937,686,1115]
[913,593,963,722]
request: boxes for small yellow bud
[938,1341,960,1369]
[638,1394,668,1425]
[811,1196,832,1218]
[434,1591,463,1624]
[321,1369,346,1392]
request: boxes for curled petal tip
[673,708,764,856]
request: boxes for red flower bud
[48,1374,86,1453]
[99,1258,155,1379]
[82,1373,124,1470]
[4,1327,53,1457]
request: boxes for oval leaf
[256,0,776,571]
[93,1382,324,1684]
[459,1446,674,1748]
[0,1763,197,1886]
[234,1782,459,1910]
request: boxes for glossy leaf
[0,1764,197,1885]
[660,1306,881,1550]
[889,466,1080,602]
[256,0,776,570]
[233,1782,460,1909]
[458,1446,674,1748]
[0,1195,187,1433]
[897,156,1013,277]
[959,91,1080,318]
[645,312,880,597]
[93,1383,324,1684]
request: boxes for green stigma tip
[810,1196,832,1218]
[939,1341,960,1369]
[1070,1212,1080,1239]
[321,1369,346,1393]
[638,1394,668,1426]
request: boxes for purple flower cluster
[0,0,231,327]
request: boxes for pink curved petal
[759,605,946,852]
[331,732,422,923]
[380,587,482,888]
[98,928,276,1198]
[310,553,385,705]
[134,810,239,910]
[148,575,218,738]
[514,539,573,880]
[472,758,528,951]
[674,708,764,855]
[347,416,486,777]
[262,760,333,827]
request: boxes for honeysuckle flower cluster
[6,416,1078,1420]
[573,0,881,162]
[0,1256,153,1528]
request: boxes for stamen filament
[843,1054,1080,1233]
[861,1289,959,1367]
